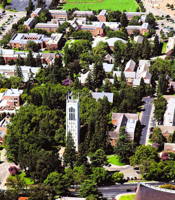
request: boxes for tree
[90,149,107,167]
[63,132,77,168]
[72,30,93,41]
[157,74,169,95]
[0,57,5,65]
[44,172,69,196]
[142,38,151,59]
[26,51,36,66]
[120,13,128,27]
[79,179,100,198]
[115,127,135,163]
[154,96,167,124]
[26,41,40,52]
[112,172,124,183]
[130,145,159,166]
[151,127,165,150]
[153,35,161,56]
[15,65,23,80]
[90,167,109,186]
[26,0,34,16]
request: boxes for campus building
[66,93,80,151]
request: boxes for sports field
[63,0,139,11]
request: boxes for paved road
[98,182,162,199]
[140,97,153,145]
[10,0,52,11]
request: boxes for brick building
[97,10,107,22]
[49,10,68,20]
[80,22,104,36]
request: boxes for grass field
[107,155,125,166]
[118,194,136,200]
[63,0,139,11]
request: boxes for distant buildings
[109,113,138,146]
[91,92,114,103]
[66,93,80,151]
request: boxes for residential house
[97,10,107,22]
[109,113,138,146]
[125,59,136,72]
[0,89,23,113]
[92,92,113,103]
[133,60,152,86]
[0,65,40,82]
[166,36,175,55]
[158,96,175,137]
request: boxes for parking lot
[0,9,25,40]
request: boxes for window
[69,107,75,121]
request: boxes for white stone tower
[66,92,80,151]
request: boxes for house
[0,48,60,65]
[125,59,136,72]
[35,22,59,32]
[133,60,152,86]
[134,35,144,44]
[97,10,107,22]
[78,71,89,84]
[113,71,136,85]
[0,65,40,82]
[49,10,68,20]
[31,8,42,18]
[9,33,63,50]
[126,23,149,35]
[104,54,115,63]
[0,89,23,113]
[73,10,94,18]
[109,113,138,146]
[89,63,114,73]
[164,143,175,153]
[24,18,36,30]
[158,96,175,137]
[166,37,175,54]
[92,92,113,103]
[80,22,104,37]
[0,115,11,141]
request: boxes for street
[140,97,153,145]
[98,182,162,199]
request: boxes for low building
[49,10,68,20]
[113,71,136,85]
[126,23,149,35]
[0,89,23,113]
[9,33,62,50]
[109,113,138,146]
[0,65,40,82]
[92,92,113,103]
[97,10,107,22]
[31,8,42,18]
[103,22,120,31]
[80,22,104,37]
[73,10,94,18]
[125,59,136,72]
[164,143,175,153]
[136,183,175,200]
[35,22,59,32]
[134,35,144,43]
[166,37,175,54]
[125,12,146,20]
[24,18,36,30]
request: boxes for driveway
[139,97,153,145]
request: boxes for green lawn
[107,155,125,166]
[63,0,139,11]
[162,42,167,54]
[119,194,136,200]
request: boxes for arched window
[69,107,75,120]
